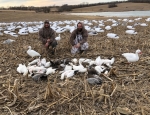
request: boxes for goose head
[28,46,31,49]
[136,49,142,54]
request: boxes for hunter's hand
[47,39,51,43]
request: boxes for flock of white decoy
[16,45,142,84]
[17,46,115,84]
[0,17,150,42]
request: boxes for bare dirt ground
[0,11,150,115]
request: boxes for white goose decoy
[46,67,56,75]
[111,23,118,27]
[64,65,72,71]
[28,65,46,75]
[127,26,135,30]
[94,66,105,75]
[4,31,11,34]
[18,31,28,35]
[17,64,23,74]
[78,58,86,64]
[101,57,115,68]
[41,58,46,66]
[72,58,78,64]
[56,28,66,34]
[95,56,102,66]
[28,58,40,66]
[88,31,98,36]
[134,23,140,26]
[122,49,142,63]
[85,26,91,32]
[22,64,28,76]
[17,64,28,76]
[99,23,105,27]
[83,59,92,63]
[45,62,51,68]
[9,32,18,37]
[95,28,104,33]
[69,59,86,72]
[27,46,41,58]
[55,34,61,41]
[145,18,150,22]
[128,20,134,23]
[89,60,96,66]
[125,30,137,35]
[107,33,119,39]
[59,64,72,74]
[60,70,78,80]
[102,57,115,65]
[105,26,112,30]
[140,23,148,27]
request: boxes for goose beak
[139,52,142,54]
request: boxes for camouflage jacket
[39,27,56,44]
[70,22,88,46]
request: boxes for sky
[0,0,127,7]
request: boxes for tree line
[2,0,150,12]
[128,0,150,3]
[7,1,126,12]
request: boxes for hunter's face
[44,23,50,28]
[77,23,82,32]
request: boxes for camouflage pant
[41,41,57,55]
[48,40,57,49]
[71,42,89,54]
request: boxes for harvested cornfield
[0,12,150,115]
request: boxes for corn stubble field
[0,11,150,115]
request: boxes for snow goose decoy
[60,70,78,80]
[45,62,51,68]
[125,30,137,35]
[140,23,148,27]
[101,57,115,68]
[18,31,28,35]
[28,58,40,66]
[94,66,105,75]
[127,26,135,30]
[107,33,119,39]
[95,27,104,33]
[95,56,102,66]
[9,32,18,37]
[105,26,112,30]
[27,46,41,58]
[56,28,66,34]
[69,59,87,73]
[55,34,61,41]
[17,64,28,76]
[46,67,56,75]
[72,58,78,65]
[88,31,98,36]
[111,23,118,27]
[122,49,142,63]
[41,58,47,66]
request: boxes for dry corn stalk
[44,82,53,100]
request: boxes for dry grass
[0,10,105,22]
[0,11,150,114]
[71,3,150,13]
